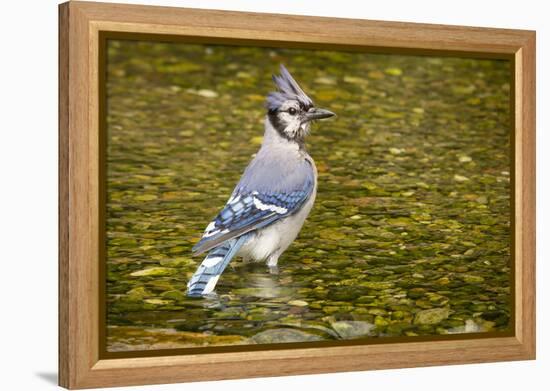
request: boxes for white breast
[237,174,317,265]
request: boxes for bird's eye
[288,107,297,115]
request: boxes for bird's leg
[266,255,280,274]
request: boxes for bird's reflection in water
[199,265,295,310]
[247,273,282,299]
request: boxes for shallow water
[105,40,511,351]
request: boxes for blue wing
[192,179,314,255]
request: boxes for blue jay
[187,64,335,297]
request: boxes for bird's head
[266,64,335,142]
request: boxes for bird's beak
[304,107,336,122]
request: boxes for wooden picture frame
[59,1,536,389]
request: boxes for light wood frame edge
[58,1,536,389]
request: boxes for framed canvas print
[58,1,536,389]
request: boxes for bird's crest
[266,64,313,111]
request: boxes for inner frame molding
[59,1,535,389]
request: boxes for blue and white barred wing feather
[192,184,313,256]
[187,173,314,297]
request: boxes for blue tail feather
[186,234,249,297]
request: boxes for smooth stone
[250,136,264,145]
[331,321,375,339]
[360,281,394,290]
[448,319,482,334]
[161,290,186,301]
[389,147,405,155]
[130,267,177,277]
[414,308,450,325]
[126,286,151,300]
[159,257,192,267]
[315,76,337,85]
[251,329,322,344]
[343,75,368,85]
[144,298,172,305]
[134,194,158,201]
[462,274,485,283]
[196,89,218,98]
[385,67,403,76]
[288,300,309,307]
[374,316,389,327]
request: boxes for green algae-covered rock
[414,308,450,325]
[130,267,177,277]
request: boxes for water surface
[105,40,511,351]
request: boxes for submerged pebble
[251,329,322,344]
[331,321,375,338]
[414,308,451,325]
